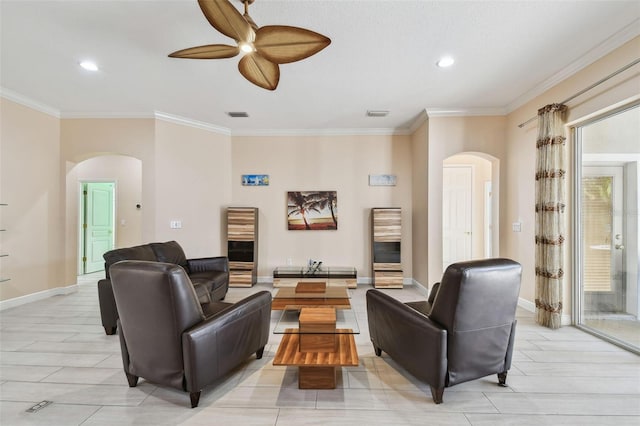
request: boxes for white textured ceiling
[1,0,639,134]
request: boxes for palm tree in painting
[303,191,338,228]
[287,192,311,230]
[317,191,338,227]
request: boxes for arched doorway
[442,152,499,270]
[67,154,143,275]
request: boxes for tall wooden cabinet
[227,207,258,287]
[371,207,403,288]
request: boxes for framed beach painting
[287,191,337,230]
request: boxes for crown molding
[506,19,640,113]
[426,107,507,117]
[60,112,154,119]
[231,127,409,137]
[153,111,231,135]
[407,109,429,133]
[0,87,60,118]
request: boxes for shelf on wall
[1,203,8,282]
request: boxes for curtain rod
[517,57,640,128]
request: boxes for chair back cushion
[150,241,189,273]
[110,260,205,389]
[103,244,156,278]
[429,258,522,385]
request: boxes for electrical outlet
[512,222,522,232]
[170,220,183,229]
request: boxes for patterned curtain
[535,103,567,329]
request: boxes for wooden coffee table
[272,306,359,389]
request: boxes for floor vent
[26,401,52,413]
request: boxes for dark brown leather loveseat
[110,260,271,408]
[97,240,229,335]
[366,258,522,404]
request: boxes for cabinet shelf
[371,208,403,289]
[227,207,258,287]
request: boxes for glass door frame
[571,99,640,355]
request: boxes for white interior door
[443,166,473,270]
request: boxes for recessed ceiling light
[366,110,389,117]
[227,111,249,118]
[79,61,99,71]
[436,56,454,68]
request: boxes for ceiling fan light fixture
[170,0,331,90]
[436,56,455,68]
[79,60,99,71]
[239,42,255,54]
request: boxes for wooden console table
[272,266,357,288]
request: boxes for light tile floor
[1,275,639,425]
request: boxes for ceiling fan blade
[198,0,254,42]
[168,44,239,59]
[254,25,331,64]
[238,53,280,90]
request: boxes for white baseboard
[0,284,79,312]
[518,297,572,326]
[518,297,536,313]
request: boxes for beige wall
[230,134,413,280]
[61,118,155,286]
[153,119,232,258]
[410,119,429,288]
[0,99,65,299]
[504,36,640,314]
[427,115,507,285]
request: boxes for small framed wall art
[242,174,269,186]
[369,174,397,186]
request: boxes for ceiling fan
[169,0,331,90]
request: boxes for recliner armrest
[182,291,271,391]
[187,256,229,273]
[366,289,447,388]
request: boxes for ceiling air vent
[366,110,389,117]
[227,112,249,118]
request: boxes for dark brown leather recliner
[366,258,522,404]
[110,260,271,408]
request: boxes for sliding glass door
[574,102,640,353]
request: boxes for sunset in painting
[287,191,337,230]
